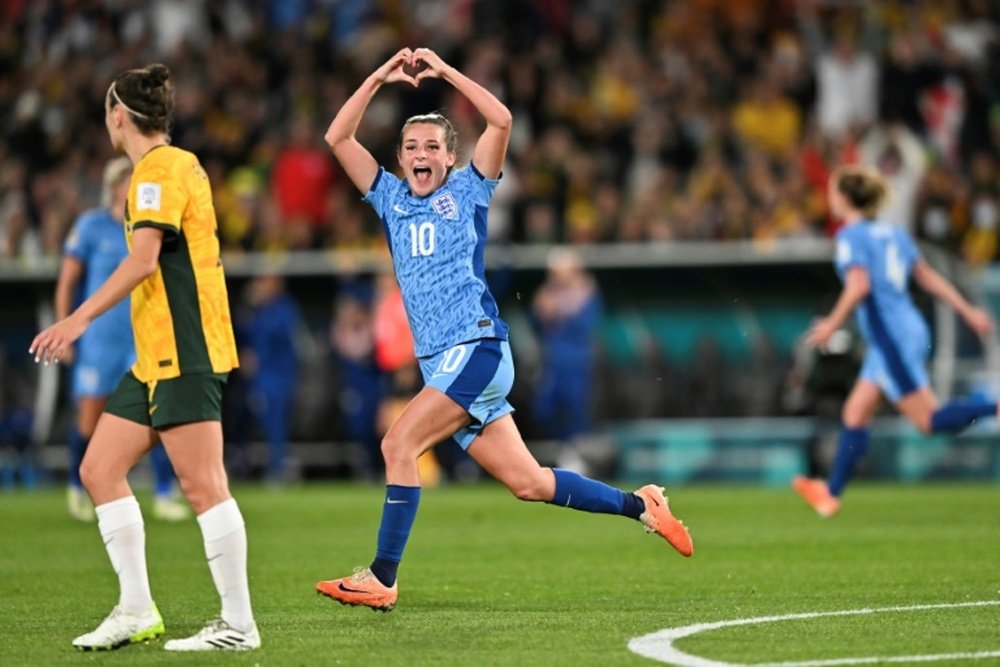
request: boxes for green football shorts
[104,370,228,429]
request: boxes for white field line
[627,600,1000,667]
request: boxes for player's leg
[466,414,692,556]
[73,410,163,650]
[317,386,470,610]
[897,387,998,434]
[67,395,106,522]
[158,421,257,649]
[793,378,881,517]
[154,373,258,651]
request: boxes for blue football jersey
[834,220,928,349]
[363,164,509,358]
[63,208,135,357]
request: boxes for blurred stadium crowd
[1,0,999,262]
[2,0,999,482]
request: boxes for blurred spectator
[961,152,1000,266]
[330,284,384,479]
[235,274,302,482]
[731,75,802,157]
[858,123,927,232]
[799,2,880,140]
[531,248,601,473]
[270,114,336,249]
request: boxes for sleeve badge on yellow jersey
[136,182,162,211]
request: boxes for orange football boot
[792,475,840,517]
[316,567,398,612]
[635,485,694,557]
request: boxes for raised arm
[413,48,512,179]
[31,228,163,364]
[806,267,870,347]
[324,48,417,193]
[911,260,995,337]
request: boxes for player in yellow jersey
[30,64,259,652]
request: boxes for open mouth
[413,166,432,188]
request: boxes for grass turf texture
[1,483,997,666]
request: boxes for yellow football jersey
[125,145,239,381]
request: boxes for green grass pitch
[1,483,998,666]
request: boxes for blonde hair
[833,166,891,218]
[101,157,133,208]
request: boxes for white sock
[95,496,153,615]
[197,498,254,631]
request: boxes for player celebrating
[794,166,997,517]
[31,64,259,651]
[56,156,188,523]
[315,47,693,613]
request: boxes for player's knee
[380,432,416,467]
[175,472,227,515]
[507,472,550,502]
[78,458,104,492]
[841,406,870,430]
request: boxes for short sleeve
[130,157,185,239]
[362,167,400,219]
[63,215,91,261]
[835,228,871,274]
[467,162,501,206]
[901,228,922,267]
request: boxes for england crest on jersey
[432,192,458,220]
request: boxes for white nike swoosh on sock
[386,499,408,504]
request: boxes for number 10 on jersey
[410,222,435,257]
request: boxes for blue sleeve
[902,228,921,267]
[835,228,870,273]
[467,162,501,206]
[362,167,399,219]
[63,215,91,262]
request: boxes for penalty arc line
[627,599,1000,667]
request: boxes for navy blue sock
[370,484,420,586]
[930,398,997,433]
[149,444,174,497]
[827,427,871,497]
[68,429,87,489]
[548,468,645,520]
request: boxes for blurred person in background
[530,247,601,474]
[794,166,997,518]
[235,273,301,483]
[315,48,692,614]
[55,157,188,523]
[270,114,336,249]
[330,284,384,479]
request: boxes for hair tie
[108,81,152,120]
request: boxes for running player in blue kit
[794,166,998,517]
[56,157,187,522]
[316,48,693,612]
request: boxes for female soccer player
[315,48,693,613]
[31,64,259,651]
[794,166,997,517]
[57,157,188,523]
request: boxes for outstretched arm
[30,228,163,365]
[413,48,511,179]
[912,260,995,337]
[807,267,870,347]
[325,48,418,193]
